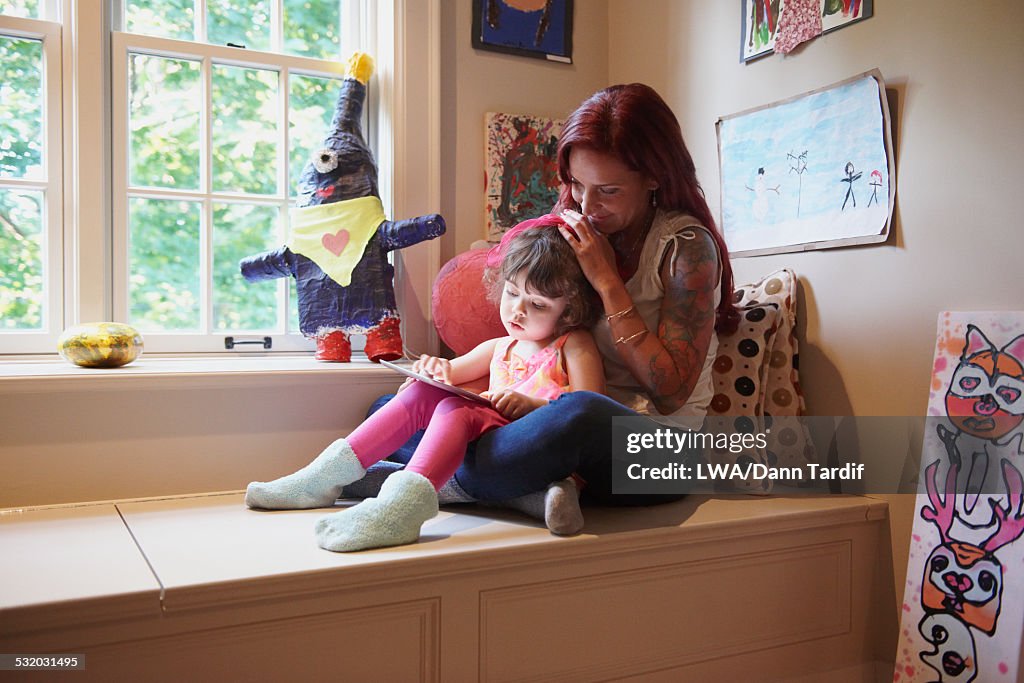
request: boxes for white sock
[245,438,365,509]
[315,470,439,552]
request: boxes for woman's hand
[558,209,621,292]
[481,389,546,421]
[411,354,453,384]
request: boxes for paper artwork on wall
[740,0,783,62]
[716,69,893,256]
[774,0,822,55]
[894,311,1024,683]
[820,0,872,33]
[484,112,563,242]
[741,0,873,62]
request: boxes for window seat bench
[0,492,894,682]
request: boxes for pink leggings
[346,382,508,490]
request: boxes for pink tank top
[488,334,571,400]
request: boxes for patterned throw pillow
[732,269,816,473]
[705,302,780,492]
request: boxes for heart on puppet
[321,229,350,256]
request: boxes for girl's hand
[558,209,620,291]
[395,377,416,394]
[411,355,452,384]
[482,389,546,421]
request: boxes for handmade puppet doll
[240,53,445,362]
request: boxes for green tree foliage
[0,190,42,329]
[212,202,278,331]
[0,35,44,329]
[0,1,39,19]
[3,1,345,334]
[129,198,201,331]
[124,0,194,41]
[129,54,201,189]
[284,0,341,61]
[212,64,279,195]
[208,0,271,50]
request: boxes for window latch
[224,336,272,350]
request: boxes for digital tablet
[379,359,491,404]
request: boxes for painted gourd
[58,322,144,368]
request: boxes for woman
[360,82,737,521]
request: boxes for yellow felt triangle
[287,197,386,287]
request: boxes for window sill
[0,354,400,394]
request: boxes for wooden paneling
[83,598,439,683]
[479,542,852,682]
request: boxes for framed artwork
[471,0,573,64]
[716,69,894,257]
[740,0,783,62]
[484,112,563,242]
[741,0,873,62]
[821,0,873,34]
[894,311,1024,683]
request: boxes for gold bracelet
[605,305,635,323]
[614,329,648,346]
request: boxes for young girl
[245,219,605,552]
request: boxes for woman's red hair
[553,83,739,334]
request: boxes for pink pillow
[431,249,504,355]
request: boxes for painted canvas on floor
[716,69,893,256]
[894,311,1024,683]
[484,112,563,242]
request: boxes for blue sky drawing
[719,75,889,252]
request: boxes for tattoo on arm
[648,229,719,413]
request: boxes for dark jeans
[367,390,688,506]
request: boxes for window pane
[0,0,39,19]
[0,188,43,330]
[0,36,43,180]
[129,197,201,331]
[212,64,278,195]
[208,0,271,51]
[283,0,341,60]
[212,203,278,331]
[124,0,194,41]
[129,54,201,189]
[288,73,340,195]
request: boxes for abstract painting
[716,70,893,256]
[484,112,563,242]
[894,311,1024,683]
[741,0,784,62]
[472,0,573,63]
[820,0,873,34]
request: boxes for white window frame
[0,13,64,354]
[0,0,440,359]
[110,32,353,353]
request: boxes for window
[0,6,62,354]
[112,1,361,352]
[0,0,440,359]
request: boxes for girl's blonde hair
[485,225,601,337]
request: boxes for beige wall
[444,0,1024,417]
[442,0,1023,649]
[438,0,609,262]
[607,0,1023,418]
[603,0,1022,623]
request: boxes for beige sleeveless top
[592,210,721,428]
